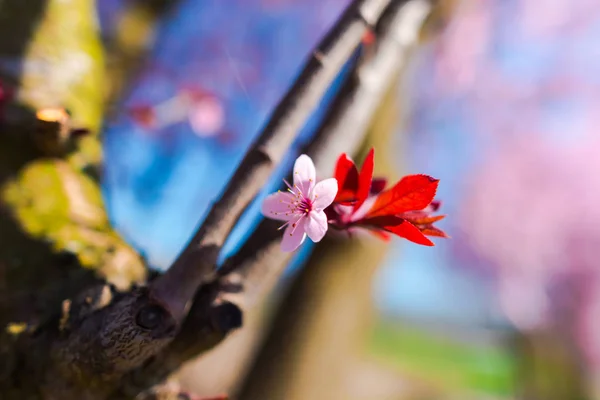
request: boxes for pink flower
[261,154,338,252]
[187,94,225,137]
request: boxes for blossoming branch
[261,149,447,252]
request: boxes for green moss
[2,160,146,289]
[19,0,106,167]
[0,1,149,289]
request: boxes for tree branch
[114,1,433,396]
[149,0,393,324]
[220,0,433,308]
[19,1,394,398]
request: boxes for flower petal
[261,191,295,221]
[312,178,338,210]
[293,154,316,194]
[305,210,328,242]
[281,219,307,252]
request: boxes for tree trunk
[0,1,148,397]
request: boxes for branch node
[253,145,275,166]
[313,50,327,66]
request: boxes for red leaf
[420,226,449,238]
[385,220,434,246]
[355,148,374,210]
[333,153,359,204]
[366,174,439,218]
[404,214,446,225]
[361,216,434,246]
[370,177,387,195]
[429,200,441,212]
[362,215,401,226]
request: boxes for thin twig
[149,0,393,323]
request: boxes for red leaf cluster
[327,148,447,246]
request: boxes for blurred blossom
[128,88,225,136]
[432,0,491,95]
[458,134,600,332]
[399,0,600,381]
[412,0,600,148]
[187,95,225,137]
[518,0,570,37]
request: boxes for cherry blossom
[261,154,337,252]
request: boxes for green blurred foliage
[369,321,516,398]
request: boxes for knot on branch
[209,301,243,333]
[46,288,179,392]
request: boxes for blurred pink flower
[188,95,225,137]
[519,0,570,38]
[519,0,600,38]
[432,0,491,94]
[129,86,225,136]
[456,132,600,377]
[410,0,600,380]
[261,154,337,252]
